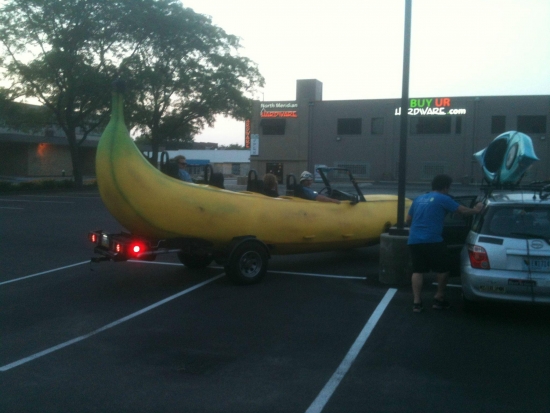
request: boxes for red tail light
[468,244,490,269]
[115,242,123,253]
[129,243,146,257]
[89,233,98,243]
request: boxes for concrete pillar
[379,228,412,285]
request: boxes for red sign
[244,119,251,149]
[260,110,297,118]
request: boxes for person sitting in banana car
[263,173,279,197]
[173,155,193,182]
[298,171,341,204]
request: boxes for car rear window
[480,205,550,240]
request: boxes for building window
[261,119,285,135]
[517,115,547,134]
[455,117,462,134]
[337,118,362,135]
[231,163,240,175]
[335,162,370,179]
[409,117,451,134]
[491,116,506,134]
[371,117,384,135]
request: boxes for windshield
[481,205,550,240]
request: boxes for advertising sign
[250,135,259,156]
[394,98,467,116]
[260,102,298,118]
[244,119,251,148]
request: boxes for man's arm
[456,202,484,216]
[316,194,341,204]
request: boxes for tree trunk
[66,131,83,188]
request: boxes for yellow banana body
[96,91,411,254]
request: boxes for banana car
[89,82,409,284]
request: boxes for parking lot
[1,187,549,413]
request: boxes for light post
[379,0,413,284]
[392,0,412,235]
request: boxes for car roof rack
[480,180,550,201]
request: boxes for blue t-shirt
[178,169,193,182]
[407,191,459,245]
[301,186,318,200]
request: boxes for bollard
[62,169,66,177]
[379,227,412,285]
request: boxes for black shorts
[408,242,450,274]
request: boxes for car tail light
[89,232,98,243]
[468,244,490,269]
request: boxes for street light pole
[393,0,412,234]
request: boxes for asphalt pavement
[1,188,549,413]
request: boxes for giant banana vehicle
[89,81,409,284]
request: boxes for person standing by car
[407,174,483,312]
[173,155,193,182]
[298,171,341,204]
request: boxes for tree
[0,0,135,187]
[120,1,263,166]
[0,90,52,133]
[0,0,263,183]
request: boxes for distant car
[460,189,550,306]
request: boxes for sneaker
[432,298,451,310]
[413,302,423,313]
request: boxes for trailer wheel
[177,252,213,269]
[225,240,268,285]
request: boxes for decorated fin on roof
[474,131,539,185]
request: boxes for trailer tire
[178,252,213,269]
[225,240,268,285]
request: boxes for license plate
[508,279,537,286]
[522,258,550,272]
[101,234,110,248]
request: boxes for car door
[443,195,478,276]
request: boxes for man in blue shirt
[299,171,341,204]
[173,155,193,182]
[407,174,482,312]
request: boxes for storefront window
[337,118,362,135]
[261,119,285,135]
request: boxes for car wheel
[225,241,268,285]
[178,252,213,269]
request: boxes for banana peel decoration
[96,81,409,254]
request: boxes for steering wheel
[540,184,550,200]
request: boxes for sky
[180,0,550,146]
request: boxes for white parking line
[0,274,224,372]
[0,261,90,286]
[0,199,74,204]
[305,288,397,413]
[432,282,461,288]
[0,206,24,210]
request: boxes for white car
[460,189,550,305]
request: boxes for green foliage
[0,0,264,176]
[117,0,264,165]
[219,143,247,150]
